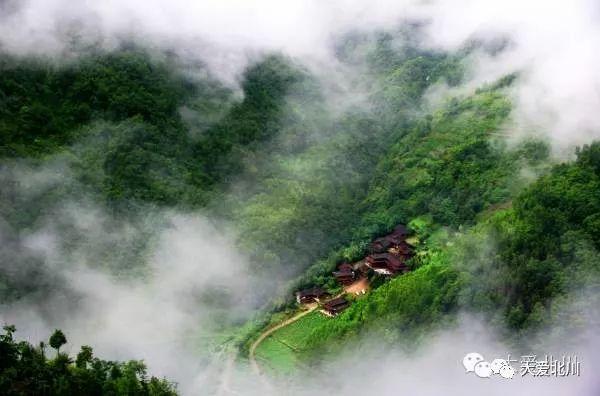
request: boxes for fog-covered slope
[1,2,600,395]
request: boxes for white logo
[474,361,493,378]
[463,353,581,379]
[462,352,484,373]
[490,358,507,374]
[463,353,514,379]
[499,364,515,379]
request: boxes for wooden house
[397,240,414,255]
[333,262,356,286]
[296,287,329,304]
[354,261,370,276]
[385,233,406,246]
[370,237,393,253]
[321,297,350,317]
[370,224,412,253]
[338,263,354,272]
[366,253,408,275]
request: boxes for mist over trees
[0,14,599,396]
[0,325,177,395]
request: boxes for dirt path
[213,304,322,394]
[249,305,318,380]
[248,290,350,379]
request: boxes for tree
[1,324,16,340]
[49,329,67,353]
[0,326,178,395]
[39,341,46,359]
[76,345,93,369]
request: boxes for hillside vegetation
[1,31,599,389]
[0,326,176,396]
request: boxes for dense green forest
[264,143,600,362]
[0,326,176,395]
[1,28,599,391]
[0,49,303,207]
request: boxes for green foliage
[193,54,314,183]
[511,146,600,258]
[375,54,462,118]
[223,47,471,278]
[362,88,517,231]
[0,50,188,158]
[491,143,600,329]
[282,79,544,297]
[3,30,599,382]
[71,119,208,207]
[254,312,328,375]
[255,141,600,369]
[0,326,177,396]
[0,50,304,209]
[244,69,600,372]
[49,330,67,353]
[302,262,463,356]
[436,143,600,336]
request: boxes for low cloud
[290,315,599,396]
[0,162,264,395]
[1,2,600,395]
[2,1,600,152]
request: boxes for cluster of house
[294,287,350,318]
[295,224,414,317]
[364,224,413,275]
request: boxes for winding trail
[248,290,348,379]
[217,275,372,393]
[249,304,318,379]
[215,304,321,394]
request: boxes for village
[295,224,414,317]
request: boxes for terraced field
[254,311,329,375]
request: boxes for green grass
[254,336,300,375]
[254,311,328,374]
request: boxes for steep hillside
[1,26,599,395]
[250,123,600,375]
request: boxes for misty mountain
[1,2,599,396]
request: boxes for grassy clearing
[254,311,328,374]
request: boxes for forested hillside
[0,325,176,395]
[1,26,599,394]
[1,48,316,393]
[260,143,600,365]
[0,49,304,207]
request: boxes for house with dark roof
[321,297,350,317]
[296,287,329,304]
[370,236,394,253]
[365,253,408,275]
[370,224,412,252]
[332,262,356,286]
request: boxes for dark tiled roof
[323,297,348,309]
[296,287,328,298]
